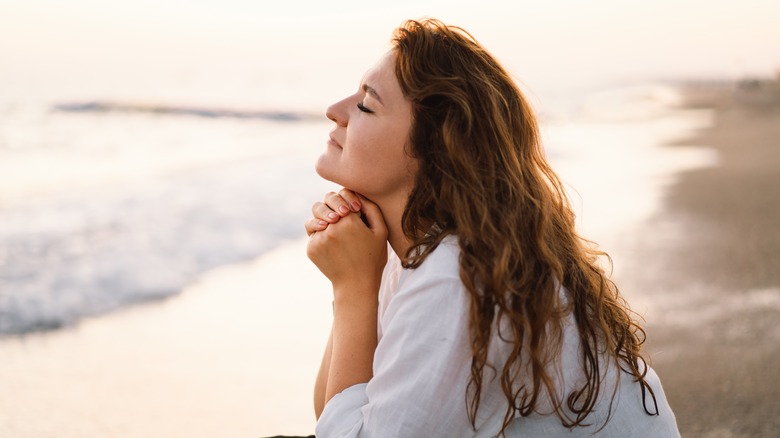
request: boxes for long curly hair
[392,19,658,434]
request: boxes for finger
[324,191,352,217]
[312,201,340,223]
[356,195,388,236]
[338,188,362,213]
[304,217,329,236]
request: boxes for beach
[0,240,331,437]
[1,81,778,437]
[626,80,780,437]
[2,1,779,435]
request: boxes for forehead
[363,50,396,78]
[361,51,403,100]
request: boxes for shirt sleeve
[316,241,486,438]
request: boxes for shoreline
[0,238,329,437]
[632,78,780,437]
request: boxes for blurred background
[1,0,779,436]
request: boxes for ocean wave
[53,101,321,122]
[0,153,328,336]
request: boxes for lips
[328,132,343,149]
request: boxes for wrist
[331,276,380,303]
[332,284,379,309]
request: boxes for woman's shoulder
[381,234,470,336]
[405,234,460,277]
[378,236,462,319]
[392,234,463,297]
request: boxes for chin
[314,155,342,186]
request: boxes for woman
[304,19,679,437]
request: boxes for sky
[2,0,779,110]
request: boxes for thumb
[357,194,388,236]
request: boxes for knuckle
[343,213,359,225]
[316,204,331,216]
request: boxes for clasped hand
[305,189,388,297]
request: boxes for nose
[325,96,350,127]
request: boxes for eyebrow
[362,84,383,104]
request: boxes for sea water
[0,96,334,334]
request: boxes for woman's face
[316,50,417,201]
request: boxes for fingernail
[338,205,349,215]
[318,220,328,228]
[351,201,361,211]
[328,212,338,220]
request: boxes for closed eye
[356,102,374,114]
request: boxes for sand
[0,240,330,437]
[624,80,780,437]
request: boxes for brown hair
[392,18,658,434]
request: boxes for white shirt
[316,236,680,437]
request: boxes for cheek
[353,126,404,162]
[320,119,415,194]
[343,127,383,169]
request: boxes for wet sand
[626,80,780,437]
[0,241,330,437]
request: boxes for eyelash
[356,102,374,114]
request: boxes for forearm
[325,286,379,404]
[305,194,387,411]
[314,324,333,419]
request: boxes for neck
[373,193,412,260]
[387,220,410,262]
